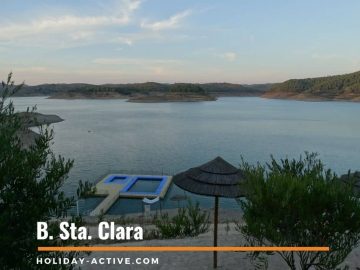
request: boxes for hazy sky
[1,0,360,85]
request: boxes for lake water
[11,97,360,214]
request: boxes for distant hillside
[243,83,274,92]
[15,82,269,98]
[16,82,168,97]
[200,83,269,96]
[263,71,360,101]
[128,83,216,102]
[17,83,91,96]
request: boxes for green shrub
[0,73,93,269]
[155,200,210,238]
[238,152,360,270]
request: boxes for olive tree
[238,153,360,270]
[0,73,93,269]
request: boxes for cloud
[116,37,134,46]
[140,10,191,31]
[93,57,182,65]
[112,30,192,47]
[0,0,142,41]
[0,2,194,49]
[70,31,94,41]
[220,52,238,62]
[114,0,142,23]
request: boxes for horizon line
[15,69,360,87]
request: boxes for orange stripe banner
[38,246,330,252]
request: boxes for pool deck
[90,174,172,216]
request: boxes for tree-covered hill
[127,83,216,102]
[263,71,360,101]
[15,82,269,98]
[201,83,268,96]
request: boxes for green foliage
[270,70,360,97]
[64,83,208,96]
[16,82,265,97]
[77,180,96,198]
[0,73,89,269]
[238,153,360,270]
[201,83,268,95]
[169,83,206,94]
[155,200,210,238]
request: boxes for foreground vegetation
[0,73,92,269]
[154,200,210,239]
[238,153,360,270]
[3,73,360,269]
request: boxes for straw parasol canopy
[173,156,246,268]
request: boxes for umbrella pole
[213,196,219,268]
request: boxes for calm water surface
[12,97,360,214]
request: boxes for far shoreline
[261,93,360,103]
[12,94,360,104]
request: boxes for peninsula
[16,112,64,148]
[127,83,216,102]
[263,70,360,101]
[17,112,63,127]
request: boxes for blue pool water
[106,184,188,215]
[127,179,161,193]
[122,175,168,195]
[104,175,132,184]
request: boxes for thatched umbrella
[173,156,246,268]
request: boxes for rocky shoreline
[127,93,216,103]
[47,92,217,103]
[17,112,64,127]
[44,83,220,102]
[17,112,64,147]
[262,91,360,102]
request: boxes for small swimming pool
[88,184,241,216]
[128,179,161,193]
[107,197,160,215]
[104,175,132,184]
[90,174,172,216]
[121,175,168,196]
